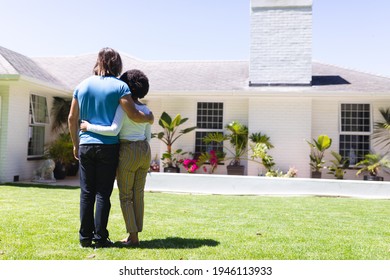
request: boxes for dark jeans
[78,144,119,243]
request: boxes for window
[195,102,224,156]
[339,104,371,165]
[28,94,49,157]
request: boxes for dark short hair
[120,69,149,99]
[93,47,123,77]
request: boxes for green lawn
[0,184,389,260]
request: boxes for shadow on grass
[114,237,219,249]
[3,182,80,190]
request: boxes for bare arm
[120,95,154,124]
[68,98,80,160]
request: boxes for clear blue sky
[1,0,389,77]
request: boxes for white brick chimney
[249,0,312,86]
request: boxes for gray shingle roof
[2,46,390,94]
[0,46,65,88]
[33,52,390,93]
[33,53,249,92]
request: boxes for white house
[1,0,390,183]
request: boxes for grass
[0,183,389,260]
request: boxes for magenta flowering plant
[183,159,200,173]
[198,150,225,174]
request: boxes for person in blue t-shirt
[81,69,151,247]
[68,47,154,248]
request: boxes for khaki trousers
[117,140,151,233]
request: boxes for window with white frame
[28,94,49,157]
[194,102,224,156]
[339,103,371,165]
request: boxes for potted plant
[306,134,332,178]
[45,133,75,179]
[153,112,197,173]
[49,97,79,176]
[327,151,350,179]
[203,121,249,175]
[149,154,160,172]
[372,107,390,149]
[355,153,390,181]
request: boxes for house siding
[0,83,60,183]
[311,98,390,180]
[247,97,312,177]
[147,96,249,174]
[0,86,9,182]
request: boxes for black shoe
[79,240,93,248]
[94,238,114,248]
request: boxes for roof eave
[0,74,20,81]
[18,75,71,95]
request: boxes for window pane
[194,131,224,156]
[30,95,49,124]
[196,102,223,129]
[339,134,370,165]
[340,103,370,133]
[28,126,45,156]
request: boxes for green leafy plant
[203,121,249,166]
[251,142,275,174]
[355,153,390,178]
[153,112,197,168]
[50,97,72,133]
[45,133,74,166]
[327,151,350,179]
[306,134,332,173]
[372,107,390,150]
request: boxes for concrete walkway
[26,173,390,199]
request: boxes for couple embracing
[68,47,153,248]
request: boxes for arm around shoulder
[120,95,154,124]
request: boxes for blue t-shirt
[73,75,130,144]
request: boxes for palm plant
[249,132,274,149]
[327,151,350,179]
[372,107,390,151]
[306,134,332,177]
[203,121,249,166]
[355,153,390,180]
[153,112,197,169]
[51,97,71,133]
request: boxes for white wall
[311,98,390,181]
[0,86,8,182]
[247,97,312,178]
[147,95,249,175]
[0,82,68,183]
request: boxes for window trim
[338,102,372,166]
[338,103,372,135]
[194,102,224,157]
[29,94,50,125]
[28,94,49,158]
